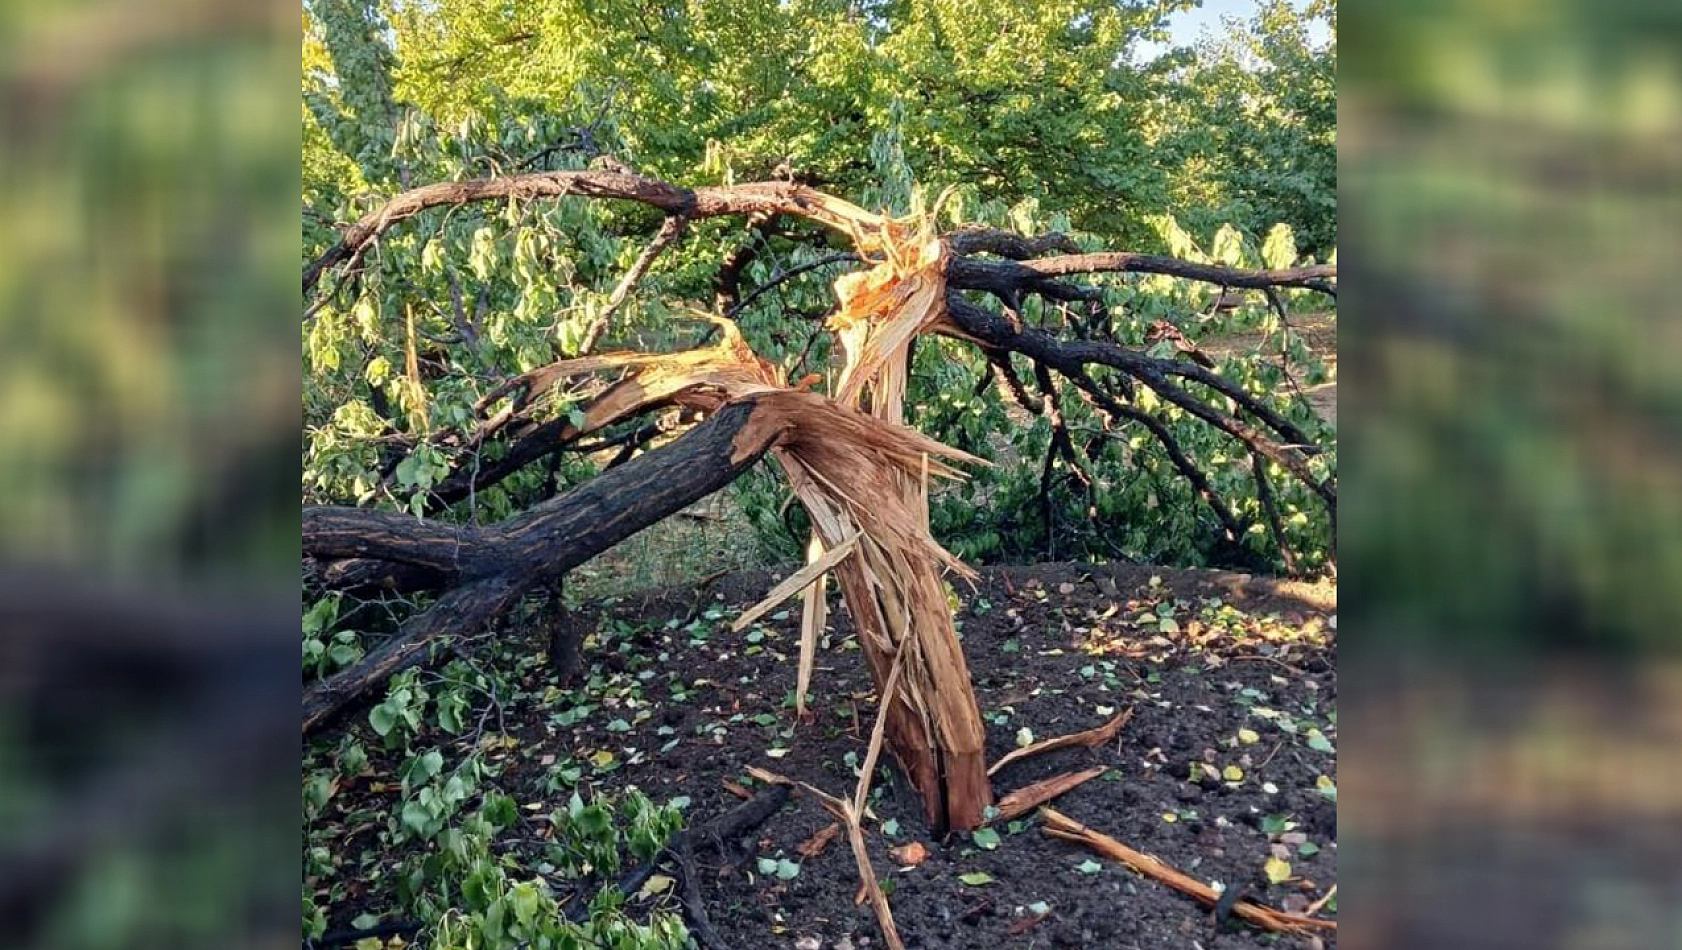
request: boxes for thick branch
[302,507,479,570]
[304,170,879,296]
[946,228,1079,260]
[302,396,784,733]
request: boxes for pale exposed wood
[731,532,859,633]
[854,649,906,816]
[795,531,829,718]
[988,708,1134,777]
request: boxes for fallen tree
[303,167,1336,837]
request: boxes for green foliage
[1157,0,1338,254]
[303,637,693,949]
[303,0,1336,580]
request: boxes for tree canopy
[303,0,1336,575]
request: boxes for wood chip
[797,822,842,859]
[888,841,929,867]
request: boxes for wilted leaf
[797,823,842,859]
[1237,728,1261,745]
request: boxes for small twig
[989,708,1132,776]
[724,253,861,319]
[579,213,690,354]
[1251,451,1298,574]
[1305,883,1337,917]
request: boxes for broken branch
[988,708,1133,777]
[1040,808,1335,935]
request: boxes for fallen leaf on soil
[798,822,842,859]
[1264,857,1293,884]
[992,766,1108,823]
[723,780,753,799]
[1039,808,1334,935]
[988,708,1134,776]
[889,841,929,867]
[637,873,674,898]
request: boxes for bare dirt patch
[315,563,1336,949]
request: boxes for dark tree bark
[302,396,785,733]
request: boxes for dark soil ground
[319,562,1336,949]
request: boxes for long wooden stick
[1040,808,1336,934]
[731,532,860,632]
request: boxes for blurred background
[0,0,297,948]
[1341,0,1682,948]
[0,0,1678,947]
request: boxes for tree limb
[578,213,690,354]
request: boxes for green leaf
[1075,859,1102,875]
[1315,775,1338,801]
[958,872,995,886]
[369,703,397,737]
[509,881,542,927]
[971,827,1001,850]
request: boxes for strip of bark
[988,708,1133,776]
[991,767,1109,824]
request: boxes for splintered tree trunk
[305,388,995,832]
[827,551,992,831]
